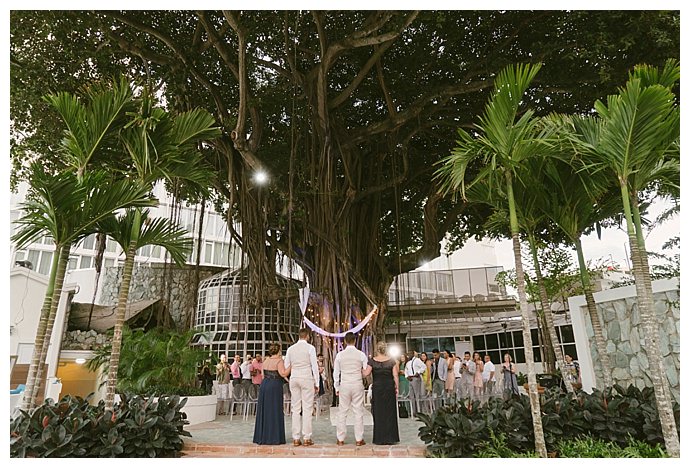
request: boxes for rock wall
[62,329,110,350]
[586,287,680,402]
[99,264,226,327]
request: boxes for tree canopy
[10,10,679,335]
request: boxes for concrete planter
[114,393,217,426]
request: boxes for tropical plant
[436,62,549,456]
[566,58,680,456]
[10,393,191,458]
[474,431,538,458]
[11,165,155,411]
[88,327,207,396]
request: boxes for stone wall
[99,264,226,327]
[62,329,110,350]
[585,285,680,402]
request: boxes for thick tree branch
[328,39,394,109]
[196,11,240,80]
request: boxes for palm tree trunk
[20,245,64,411]
[506,172,547,457]
[104,242,137,411]
[574,237,613,389]
[30,246,72,407]
[528,234,574,393]
[626,190,679,457]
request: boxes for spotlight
[388,344,402,359]
[253,170,268,185]
[75,358,86,365]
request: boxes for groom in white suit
[333,332,371,446]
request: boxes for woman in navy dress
[253,343,291,445]
[369,341,400,445]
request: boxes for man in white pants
[404,350,427,415]
[284,328,320,446]
[333,332,371,446]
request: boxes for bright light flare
[75,358,86,365]
[388,344,402,359]
[253,170,269,185]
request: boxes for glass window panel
[452,269,471,297]
[83,234,95,250]
[533,347,542,362]
[38,251,53,275]
[531,328,540,346]
[67,256,78,271]
[499,331,512,349]
[472,335,485,351]
[485,333,499,349]
[15,250,26,261]
[80,256,93,269]
[469,268,489,297]
[422,337,438,353]
[439,337,455,354]
[204,242,213,264]
[514,348,525,364]
[563,344,578,360]
[407,338,422,353]
[27,250,40,269]
[104,258,114,268]
[213,242,223,265]
[106,238,117,253]
[152,245,161,258]
[559,325,575,344]
[512,331,524,347]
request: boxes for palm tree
[97,209,192,408]
[97,92,220,410]
[12,166,154,411]
[533,138,621,389]
[568,59,680,457]
[436,63,548,457]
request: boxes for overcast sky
[494,198,681,273]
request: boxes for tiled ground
[183,407,427,458]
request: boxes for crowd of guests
[200,334,580,447]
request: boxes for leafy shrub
[88,326,207,395]
[556,435,668,458]
[10,393,190,458]
[417,384,679,457]
[475,431,538,458]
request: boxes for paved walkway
[183,407,427,458]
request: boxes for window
[82,234,95,250]
[27,250,40,269]
[151,245,161,258]
[106,238,118,253]
[38,251,53,275]
[79,255,93,269]
[204,241,213,264]
[104,258,115,269]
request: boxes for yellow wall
[55,361,99,400]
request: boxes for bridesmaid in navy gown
[253,343,291,445]
[369,341,400,445]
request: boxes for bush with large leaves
[88,327,207,396]
[10,393,190,458]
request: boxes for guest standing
[398,354,409,396]
[284,328,320,446]
[502,353,519,398]
[482,354,496,395]
[420,352,432,395]
[333,332,370,446]
[473,353,484,398]
[250,354,264,391]
[444,351,456,397]
[369,341,400,445]
[253,344,291,445]
[404,351,426,415]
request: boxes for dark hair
[464,351,471,356]
[344,332,356,344]
[299,328,310,339]
[317,353,323,358]
[444,349,452,356]
[432,348,440,354]
[268,343,281,356]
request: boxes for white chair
[229,384,247,420]
[282,383,292,416]
[244,384,259,420]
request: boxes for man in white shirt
[333,332,370,446]
[482,354,496,395]
[459,351,476,399]
[404,350,427,415]
[284,328,320,446]
[240,353,253,389]
[431,348,447,397]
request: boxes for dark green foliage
[10,393,190,458]
[88,326,208,395]
[417,384,679,457]
[556,435,668,458]
[474,431,538,458]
